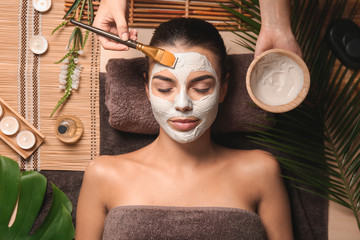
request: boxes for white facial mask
[149,52,220,143]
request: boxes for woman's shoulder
[83,152,143,181]
[222,148,281,179]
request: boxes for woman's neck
[147,128,219,172]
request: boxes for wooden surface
[0,0,358,238]
[0,0,100,171]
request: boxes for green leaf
[78,0,87,21]
[63,0,81,19]
[87,0,94,23]
[30,185,75,240]
[219,3,260,33]
[52,20,70,35]
[228,0,260,20]
[7,171,46,239]
[82,30,90,49]
[50,86,72,117]
[0,156,20,229]
[55,50,73,64]
[0,156,75,239]
[67,27,79,49]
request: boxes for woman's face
[146,46,227,143]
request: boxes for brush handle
[69,19,138,49]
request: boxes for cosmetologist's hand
[256,0,302,58]
[93,0,138,51]
[255,26,302,58]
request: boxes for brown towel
[102,205,266,240]
[105,54,273,135]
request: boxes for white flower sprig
[58,52,83,91]
[50,0,93,117]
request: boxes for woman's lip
[168,117,200,131]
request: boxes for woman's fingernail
[121,32,129,41]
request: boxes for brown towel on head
[102,205,266,240]
[105,54,273,135]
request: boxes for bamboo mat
[127,0,248,31]
[0,0,100,171]
[64,0,249,31]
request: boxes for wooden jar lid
[55,115,84,143]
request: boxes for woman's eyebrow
[190,74,215,83]
[152,75,174,82]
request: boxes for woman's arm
[256,152,294,240]
[76,159,108,240]
[256,0,302,57]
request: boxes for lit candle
[16,130,36,150]
[33,0,51,12]
[0,104,3,119]
[0,116,19,136]
[29,36,48,55]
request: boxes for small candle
[17,130,36,150]
[33,0,51,12]
[29,36,48,55]
[0,116,19,136]
[0,104,3,119]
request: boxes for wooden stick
[190,0,234,2]
[133,9,186,14]
[133,1,235,8]
[134,0,233,3]
[187,6,232,12]
[133,18,178,23]
[133,3,185,9]
[189,2,235,7]
[187,15,235,21]
[133,0,184,5]
[128,22,244,31]
[133,13,185,18]
[189,8,252,17]
[131,11,238,18]
[189,10,233,16]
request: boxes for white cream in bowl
[246,49,310,113]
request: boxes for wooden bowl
[246,49,310,113]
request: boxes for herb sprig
[50,0,94,117]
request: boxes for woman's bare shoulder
[83,152,143,182]
[221,148,281,179]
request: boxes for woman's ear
[144,72,150,100]
[219,73,229,103]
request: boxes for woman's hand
[93,0,137,50]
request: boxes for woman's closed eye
[193,87,210,93]
[157,87,173,93]
[152,74,176,94]
[190,81,213,94]
[188,73,216,96]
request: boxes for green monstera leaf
[0,155,75,240]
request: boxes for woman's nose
[174,91,192,112]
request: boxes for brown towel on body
[105,54,274,135]
[102,205,266,240]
